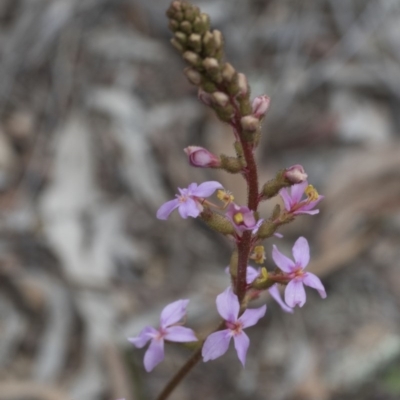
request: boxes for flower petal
[246,266,260,284]
[290,181,308,204]
[239,305,266,329]
[268,284,294,313]
[216,287,239,322]
[178,197,201,219]
[233,331,250,366]
[164,326,198,342]
[156,199,180,220]
[279,188,292,211]
[143,338,164,372]
[292,237,310,268]
[192,181,223,197]
[302,272,327,299]
[285,279,306,308]
[272,245,295,273]
[302,195,324,211]
[128,326,157,348]
[294,209,319,215]
[160,299,189,328]
[202,330,231,362]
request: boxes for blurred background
[0,0,400,399]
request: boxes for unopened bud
[252,95,270,119]
[203,57,219,72]
[220,155,243,173]
[180,21,192,35]
[198,89,213,106]
[241,115,259,132]
[188,33,202,53]
[170,38,184,53]
[237,73,249,97]
[174,31,187,45]
[168,19,179,31]
[184,146,221,168]
[212,91,229,107]
[184,67,202,85]
[183,51,201,66]
[200,209,235,236]
[284,164,308,184]
[222,63,236,82]
[212,30,223,49]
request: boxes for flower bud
[237,73,249,97]
[180,21,192,34]
[184,146,221,168]
[284,164,308,184]
[252,95,270,119]
[212,91,229,107]
[198,89,213,106]
[170,38,184,52]
[188,33,202,53]
[240,115,259,132]
[184,67,202,85]
[222,63,236,82]
[212,30,223,49]
[203,57,219,72]
[183,51,201,66]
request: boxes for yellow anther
[233,212,244,224]
[305,184,319,202]
[251,245,266,264]
[217,189,234,205]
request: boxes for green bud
[200,209,235,235]
[188,33,202,53]
[220,155,243,173]
[170,38,184,52]
[174,31,187,45]
[261,170,290,199]
[212,91,229,107]
[212,30,223,50]
[168,19,180,32]
[184,67,202,85]
[229,249,238,278]
[180,21,192,35]
[222,63,236,82]
[256,219,277,239]
[183,51,201,67]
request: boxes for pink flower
[184,146,221,168]
[246,266,293,313]
[225,203,263,235]
[272,237,326,308]
[128,299,197,372]
[157,181,223,220]
[279,181,323,215]
[251,95,270,119]
[202,287,266,366]
[284,164,308,184]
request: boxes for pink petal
[178,197,201,219]
[292,237,310,268]
[272,245,296,273]
[302,272,327,299]
[294,209,319,215]
[187,183,198,193]
[160,299,189,328]
[279,188,292,211]
[143,338,164,372]
[192,181,223,197]
[233,331,250,366]
[128,326,157,348]
[246,266,260,284]
[202,330,231,362]
[268,284,294,313]
[156,199,180,220]
[290,181,308,204]
[285,279,306,308]
[164,326,198,342]
[216,287,239,322]
[302,195,324,211]
[239,305,266,329]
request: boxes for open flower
[202,287,266,366]
[225,203,263,235]
[128,299,197,372]
[246,266,293,313]
[279,181,323,215]
[157,181,223,220]
[272,237,326,308]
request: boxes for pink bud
[184,146,221,168]
[284,164,308,184]
[252,95,270,119]
[198,89,213,106]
